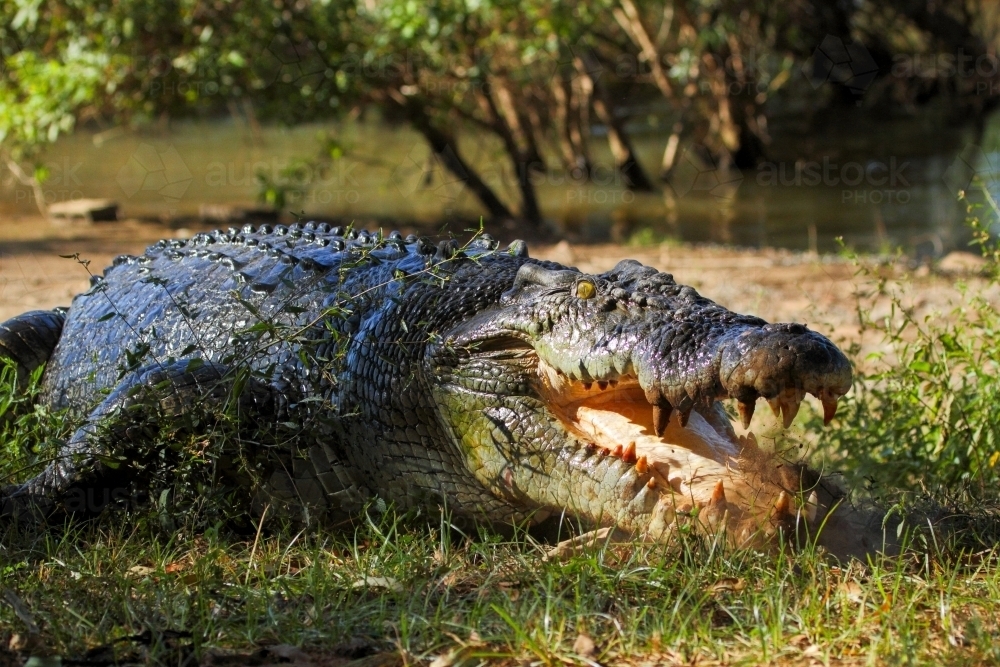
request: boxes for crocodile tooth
[679,408,692,428]
[635,455,648,474]
[804,490,819,522]
[821,395,839,425]
[611,444,623,458]
[622,441,637,464]
[780,389,805,428]
[652,403,672,437]
[737,400,755,429]
[781,399,800,428]
[597,380,608,391]
[773,491,791,518]
[738,431,762,453]
[646,477,657,489]
[767,397,781,418]
[710,480,726,506]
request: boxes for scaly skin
[0,224,872,553]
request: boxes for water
[1,112,995,255]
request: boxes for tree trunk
[551,74,593,179]
[3,154,48,218]
[577,52,657,192]
[479,83,542,225]
[660,121,684,179]
[391,93,515,222]
[612,0,689,182]
[494,81,546,174]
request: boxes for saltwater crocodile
[0,224,882,556]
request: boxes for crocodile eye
[576,280,596,299]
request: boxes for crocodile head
[429,256,886,558]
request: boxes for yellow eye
[576,280,596,299]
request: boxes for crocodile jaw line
[537,359,749,503]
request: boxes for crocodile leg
[0,309,65,391]
[1,359,301,520]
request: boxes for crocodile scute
[0,224,886,558]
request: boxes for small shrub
[821,189,1000,492]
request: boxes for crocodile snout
[719,323,853,428]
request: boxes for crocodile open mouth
[534,359,820,520]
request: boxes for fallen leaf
[127,565,155,577]
[802,643,823,657]
[573,632,596,657]
[7,633,38,652]
[707,577,746,594]
[164,561,186,574]
[429,650,459,667]
[352,576,403,593]
[837,581,864,603]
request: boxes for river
[1,110,996,255]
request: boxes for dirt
[0,214,993,362]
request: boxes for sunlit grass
[0,511,999,665]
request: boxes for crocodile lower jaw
[539,370,749,510]
[535,358,828,542]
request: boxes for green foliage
[255,132,346,210]
[626,226,681,248]
[819,194,1000,491]
[0,359,71,486]
[4,0,996,222]
[0,45,108,164]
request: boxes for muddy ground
[0,214,993,363]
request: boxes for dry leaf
[707,577,746,594]
[837,581,864,603]
[429,650,459,667]
[573,632,596,657]
[164,561,186,574]
[127,565,155,577]
[352,576,403,593]
[802,643,823,657]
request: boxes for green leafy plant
[819,186,1000,492]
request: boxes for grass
[2,512,1000,666]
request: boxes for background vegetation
[3,0,1000,224]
